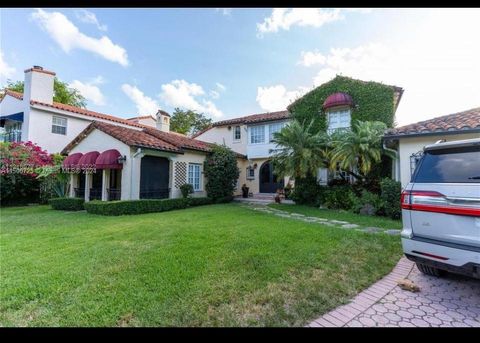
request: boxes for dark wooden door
[259,161,284,193]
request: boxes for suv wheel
[416,263,444,277]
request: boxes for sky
[1,8,479,126]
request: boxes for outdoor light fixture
[117,155,127,164]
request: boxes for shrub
[322,185,356,210]
[187,197,214,207]
[49,197,85,211]
[290,175,322,206]
[380,177,402,219]
[204,144,240,200]
[84,198,189,216]
[180,183,194,198]
[350,190,384,216]
[213,195,234,204]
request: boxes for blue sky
[1,8,479,125]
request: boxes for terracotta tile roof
[143,127,212,153]
[385,107,480,137]
[127,115,156,121]
[62,121,182,155]
[1,90,146,129]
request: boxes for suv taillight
[401,190,480,216]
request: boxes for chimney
[156,110,170,132]
[23,66,55,105]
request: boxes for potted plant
[241,184,249,198]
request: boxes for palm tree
[328,120,395,181]
[270,120,329,179]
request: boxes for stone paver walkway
[239,202,401,235]
[308,258,480,327]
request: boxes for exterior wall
[397,132,480,188]
[0,95,25,116]
[68,129,132,201]
[246,120,288,159]
[240,157,290,194]
[195,125,247,155]
[136,117,156,127]
[170,150,208,198]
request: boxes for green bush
[187,197,214,207]
[322,186,356,210]
[204,144,240,200]
[180,183,194,198]
[84,198,189,216]
[290,175,322,206]
[213,195,234,204]
[380,177,402,219]
[83,196,224,216]
[350,190,384,216]
[49,197,85,211]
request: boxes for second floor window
[233,125,241,141]
[52,116,67,135]
[269,122,285,142]
[327,109,351,132]
[250,125,265,144]
[188,163,201,191]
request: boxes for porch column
[85,173,92,202]
[130,150,144,200]
[69,174,77,198]
[101,169,110,201]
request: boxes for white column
[85,173,92,202]
[130,151,144,200]
[101,169,110,201]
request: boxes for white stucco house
[383,107,480,188]
[0,66,158,154]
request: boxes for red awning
[95,149,123,169]
[323,92,354,110]
[62,152,83,168]
[77,151,100,168]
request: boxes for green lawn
[0,203,402,327]
[270,203,402,230]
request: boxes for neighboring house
[195,75,404,194]
[61,119,246,202]
[0,66,158,153]
[126,115,158,128]
[383,107,480,188]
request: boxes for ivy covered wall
[287,75,399,133]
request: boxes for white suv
[401,138,480,279]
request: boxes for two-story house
[0,66,159,153]
[195,75,404,195]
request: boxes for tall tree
[328,120,396,181]
[270,120,330,179]
[3,78,87,108]
[169,108,212,136]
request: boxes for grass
[0,203,402,327]
[269,203,402,230]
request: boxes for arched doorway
[259,160,284,193]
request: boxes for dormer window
[323,92,354,134]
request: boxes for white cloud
[75,9,107,31]
[209,82,226,99]
[121,84,160,116]
[298,50,326,67]
[297,9,480,125]
[256,85,309,112]
[257,8,343,36]
[215,82,226,92]
[31,9,128,66]
[209,90,220,99]
[0,52,16,83]
[160,80,223,118]
[69,77,106,106]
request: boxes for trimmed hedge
[380,177,402,219]
[83,196,233,216]
[49,197,85,211]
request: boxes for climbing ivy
[287,75,398,133]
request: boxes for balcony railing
[107,188,121,201]
[327,127,351,135]
[0,130,22,142]
[89,188,102,201]
[74,188,85,199]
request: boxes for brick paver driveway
[309,258,480,327]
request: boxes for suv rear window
[413,145,480,183]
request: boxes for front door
[259,161,284,193]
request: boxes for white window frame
[233,125,241,142]
[188,163,202,191]
[249,125,265,144]
[268,122,285,142]
[246,166,255,180]
[327,107,351,133]
[52,116,67,135]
